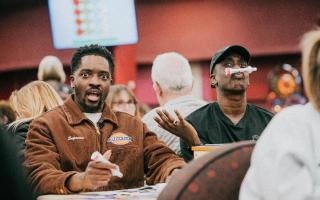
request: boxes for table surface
[37,183,167,200]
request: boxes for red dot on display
[73,0,79,6]
[75,9,80,16]
[77,29,84,35]
[76,18,82,25]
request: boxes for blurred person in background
[8,81,63,161]
[240,29,320,200]
[0,100,16,126]
[142,52,206,155]
[106,84,140,117]
[38,55,72,100]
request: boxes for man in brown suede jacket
[24,45,185,195]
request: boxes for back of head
[151,52,193,94]
[300,29,320,111]
[9,81,63,124]
[38,56,66,83]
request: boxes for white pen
[91,151,123,178]
[225,66,257,76]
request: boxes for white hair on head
[38,55,66,83]
[151,52,193,93]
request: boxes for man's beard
[219,85,246,96]
[74,88,106,113]
[83,100,104,113]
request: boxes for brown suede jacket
[24,97,185,195]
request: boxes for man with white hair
[142,52,206,155]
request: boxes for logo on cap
[107,132,132,145]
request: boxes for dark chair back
[158,141,255,200]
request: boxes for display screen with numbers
[48,0,138,49]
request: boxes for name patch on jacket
[107,132,132,145]
[67,136,84,141]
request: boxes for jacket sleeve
[143,123,186,184]
[24,118,77,195]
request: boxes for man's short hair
[151,52,193,93]
[71,44,114,76]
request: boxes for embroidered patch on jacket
[67,136,85,141]
[107,132,132,145]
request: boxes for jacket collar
[62,96,118,128]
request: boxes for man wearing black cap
[155,45,273,162]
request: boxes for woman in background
[240,29,320,200]
[9,81,63,161]
[106,84,140,117]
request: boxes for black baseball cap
[209,45,251,75]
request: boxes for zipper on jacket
[87,120,101,135]
[87,120,101,152]
[95,125,101,135]
[96,126,101,153]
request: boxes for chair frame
[158,140,256,200]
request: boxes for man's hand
[154,109,201,146]
[67,150,118,192]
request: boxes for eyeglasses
[112,100,136,106]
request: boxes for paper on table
[37,183,167,200]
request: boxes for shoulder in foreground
[275,103,316,120]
